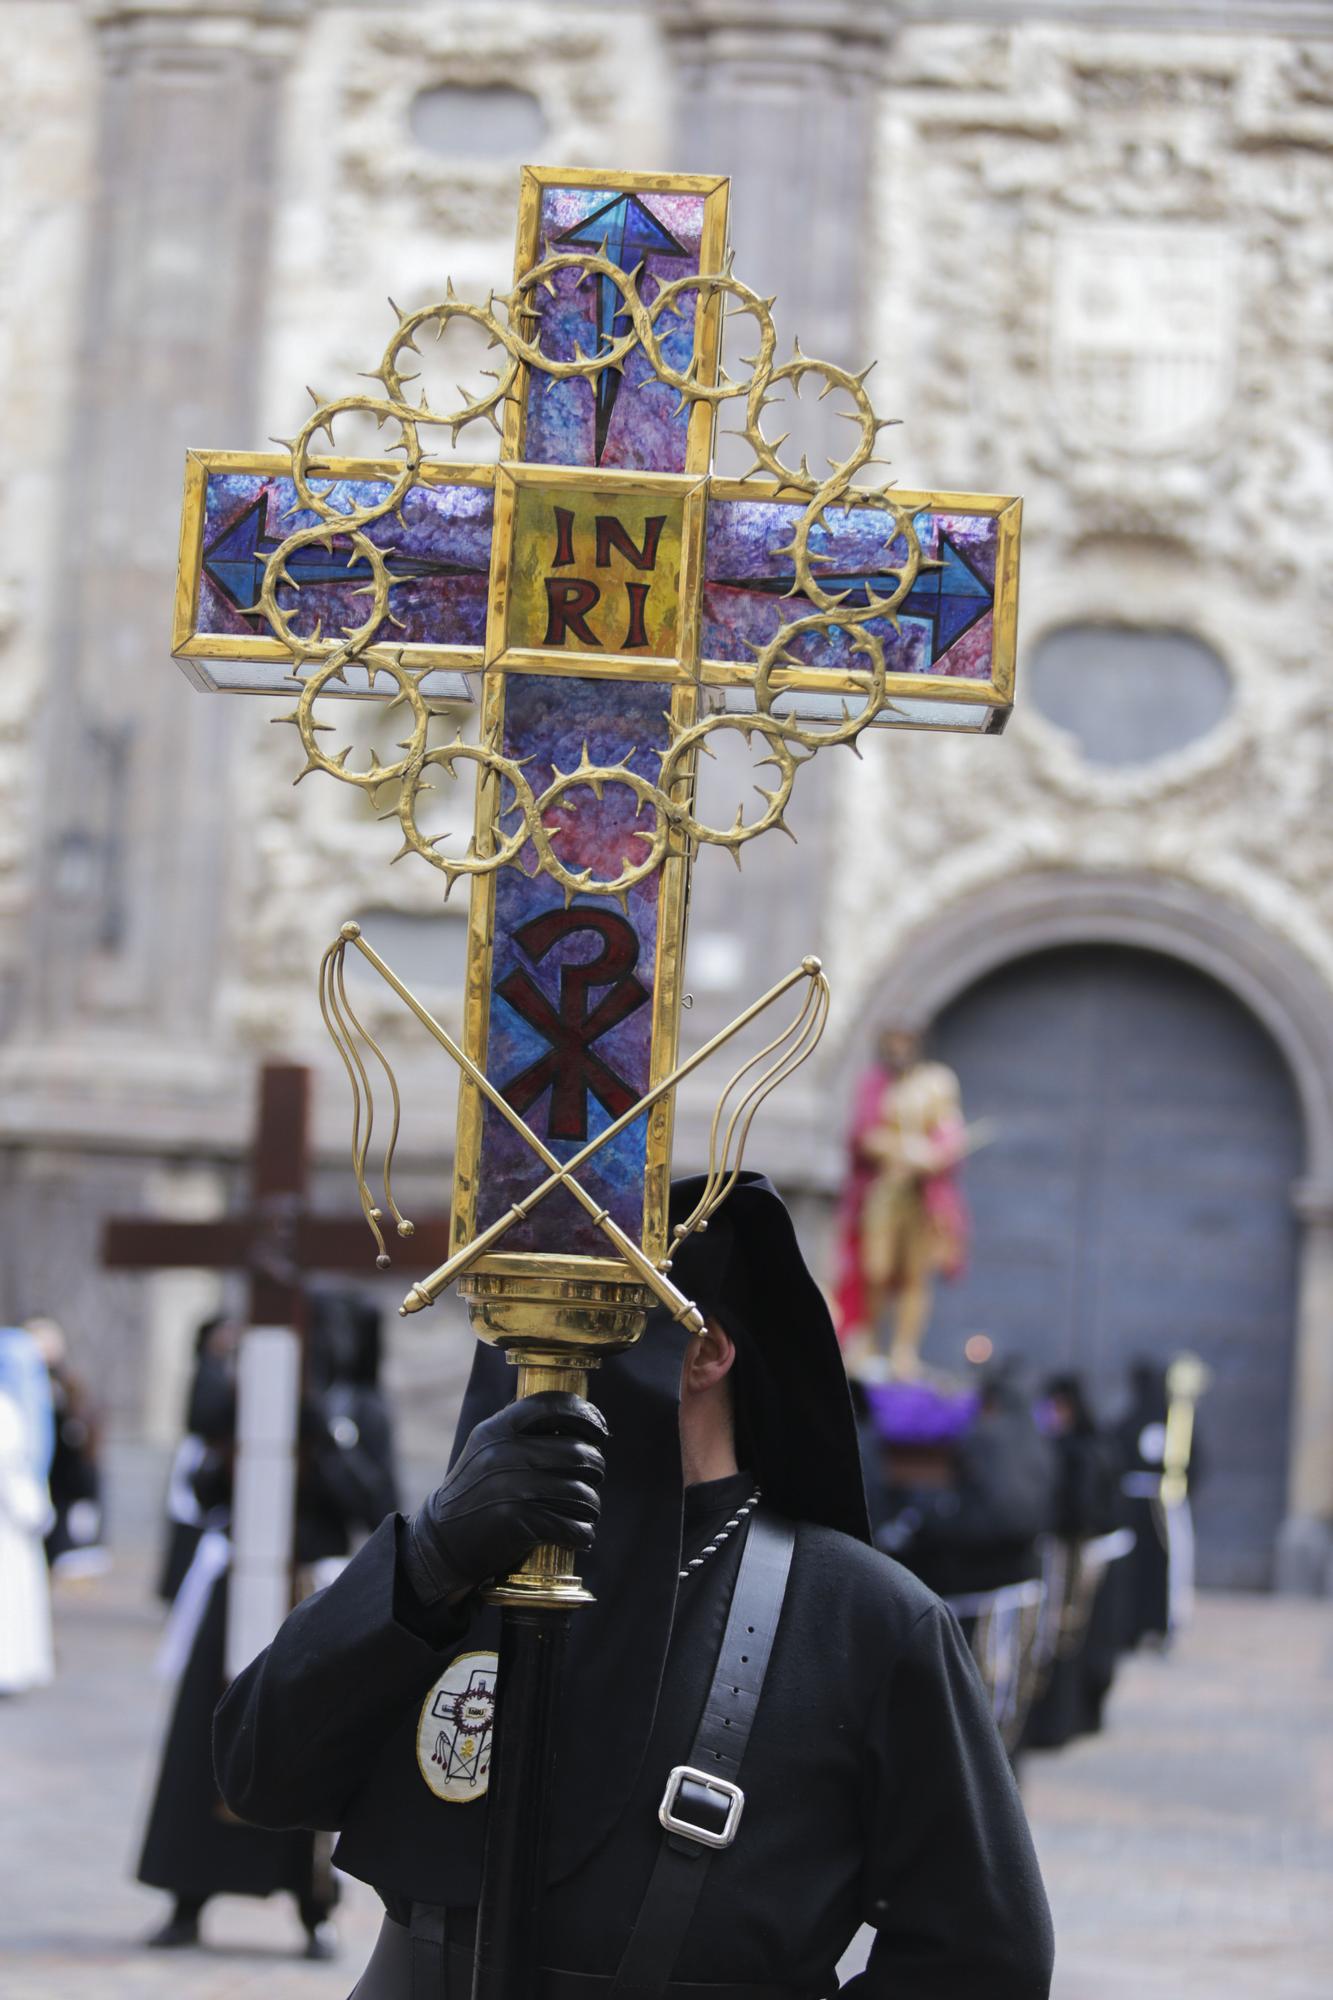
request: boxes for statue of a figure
[834,1029,980,1378]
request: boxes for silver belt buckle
[658,1764,745,1849]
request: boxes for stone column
[0,1,308,1404]
[15,0,307,1122]
[658,0,898,1160]
[1277,1181,1333,1594]
[662,0,897,371]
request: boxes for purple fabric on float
[865,1380,980,1446]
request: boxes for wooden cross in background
[102,1061,451,1323]
[102,1060,450,1673]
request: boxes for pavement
[2,1510,1330,1999]
[0,1545,383,2000]
[1023,1589,1333,2000]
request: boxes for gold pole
[1162,1353,1210,1508]
[483,1354,597,1608]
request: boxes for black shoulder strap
[609,1509,796,2000]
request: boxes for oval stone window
[409,84,547,161]
[1028,623,1233,767]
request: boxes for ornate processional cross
[172,167,1020,1601]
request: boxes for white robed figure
[0,1326,56,1693]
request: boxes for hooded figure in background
[865,1362,1056,1756]
[1113,1359,1202,1651]
[137,1289,400,1958]
[158,1315,241,1606]
[1024,1375,1126,1752]
[216,1176,1053,1999]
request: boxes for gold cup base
[461,1273,659,1609]
[458,1265,653,1360]
[482,1575,598,1610]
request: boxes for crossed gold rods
[319,922,830,1329]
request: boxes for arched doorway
[924,944,1303,1591]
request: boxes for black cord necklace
[678,1485,762,1582]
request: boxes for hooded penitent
[214,1171,1056,1994]
[409,1171,869,1899]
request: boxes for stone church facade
[1,0,1330,1588]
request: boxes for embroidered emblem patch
[416,1650,499,1803]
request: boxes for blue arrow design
[553,193,690,464]
[202,495,487,621]
[710,529,993,669]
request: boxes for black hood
[439,1171,868,1892]
[665,1172,870,1545]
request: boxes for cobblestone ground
[0,1545,383,2000]
[1025,1589,1333,2000]
[2,1532,1330,1999]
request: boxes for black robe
[43,1369,105,1569]
[1111,1371,1204,1652]
[137,1380,398,1906]
[157,1351,236,1603]
[216,1472,1053,1995]
[138,1566,321,1904]
[1024,1427,1122,1752]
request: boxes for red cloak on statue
[832,1061,969,1345]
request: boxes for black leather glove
[400,1391,608,1610]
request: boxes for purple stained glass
[475,675,672,1256]
[703,500,999,683]
[194,472,494,650]
[523,187,707,474]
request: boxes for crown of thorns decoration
[264,246,925,902]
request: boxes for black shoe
[304,1922,339,1961]
[147,1912,201,1950]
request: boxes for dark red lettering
[595,514,666,570]
[551,506,576,568]
[497,907,649,1141]
[543,577,602,648]
[621,581,651,650]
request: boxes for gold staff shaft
[1161,1353,1209,1508]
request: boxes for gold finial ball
[398,1303,409,1317]
[376,1253,391,1271]
[369,1206,383,1221]
[340,920,362,940]
[397,1219,415,1238]
[802,954,822,974]
[1167,1352,1210,1398]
